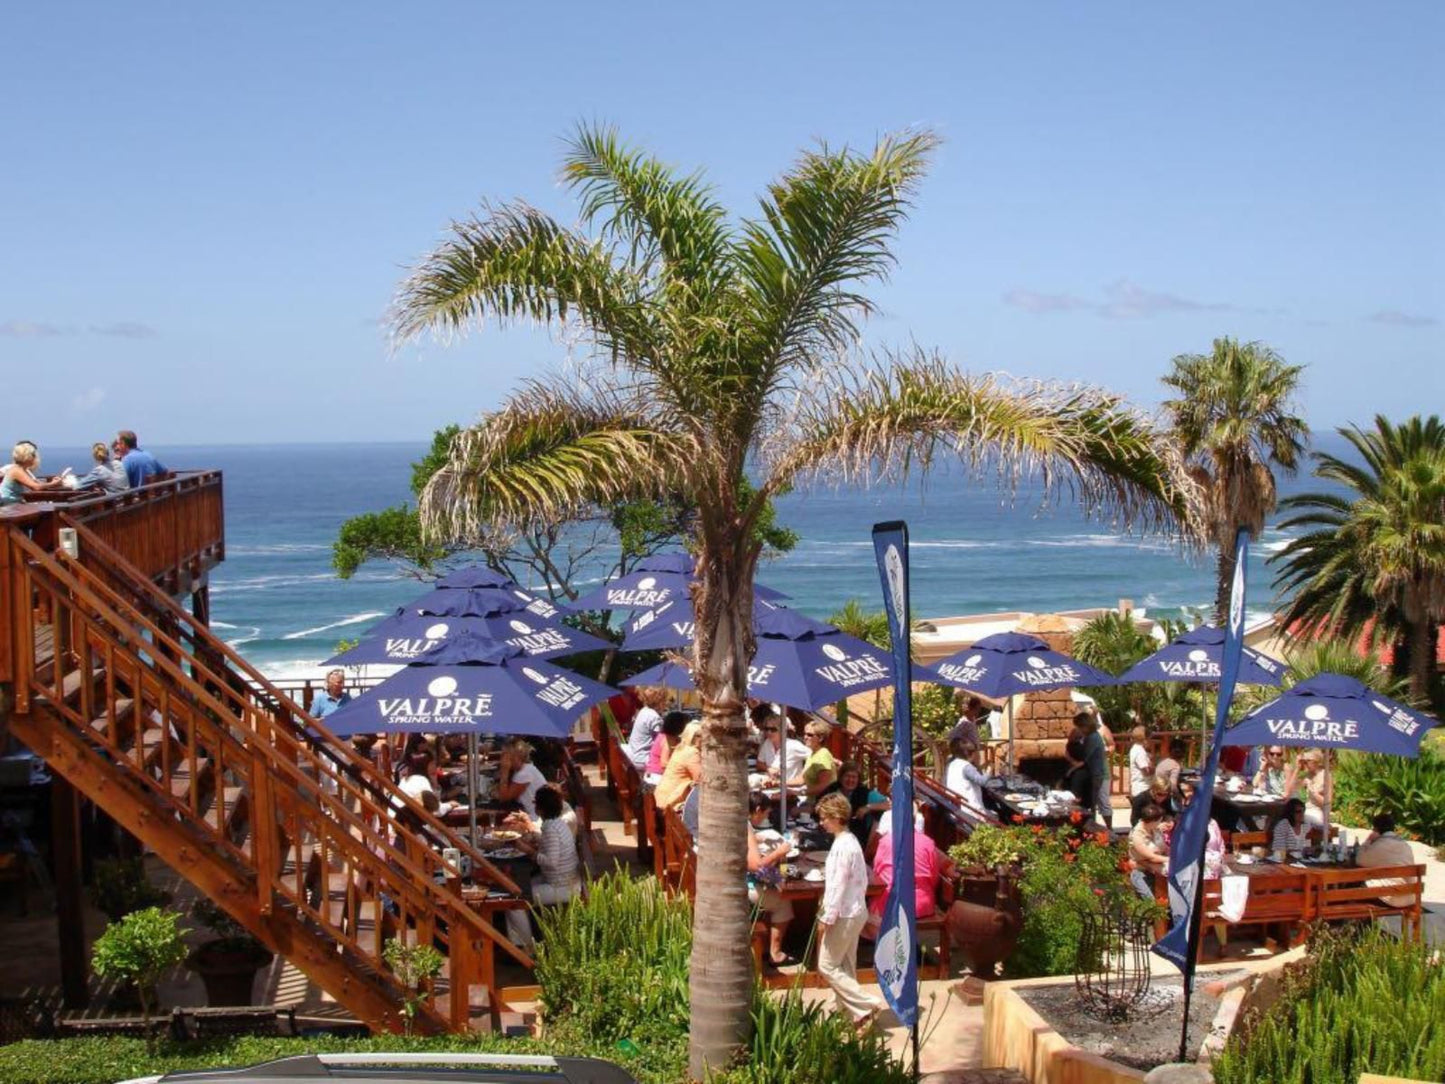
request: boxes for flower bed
[950,824,1162,978]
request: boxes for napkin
[1218,875,1250,923]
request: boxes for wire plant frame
[1074,900,1154,1021]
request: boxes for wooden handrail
[4,524,533,1028]
[58,514,510,891]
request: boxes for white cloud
[71,386,106,413]
[1368,309,1438,328]
[1004,279,1245,320]
[0,320,72,337]
[89,321,158,339]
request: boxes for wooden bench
[1198,869,1312,950]
[1311,863,1426,940]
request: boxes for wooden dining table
[1211,786,1289,831]
[986,788,1081,826]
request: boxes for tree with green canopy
[1273,415,1445,706]
[1160,337,1308,624]
[389,123,1198,1075]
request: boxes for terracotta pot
[944,870,1022,979]
[187,941,273,1006]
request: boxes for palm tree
[1161,338,1308,624]
[390,125,1198,1075]
[1273,415,1445,705]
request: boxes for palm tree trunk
[688,555,757,1079]
[1213,536,1236,627]
[1407,617,1434,706]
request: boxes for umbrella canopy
[922,632,1117,698]
[566,568,789,613]
[405,585,563,620]
[322,632,617,738]
[632,552,697,575]
[619,610,893,711]
[323,609,611,666]
[1220,673,1438,756]
[1119,625,1285,686]
[620,596,816,652]
[433,565,518,590]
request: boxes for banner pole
[1176,835,1208,1062]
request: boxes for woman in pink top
[868,816,956,924]
[645,711,689,778]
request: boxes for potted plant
[91,906,187,1051]
[186,897,274,1006]
[383,937,444,1035]
[88,857,172,923]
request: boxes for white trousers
[748,883,795,923]
[818,912,882,1022]
[505,879,580,951]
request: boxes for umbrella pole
[1006,697,1014,775]
[468,733,479,849]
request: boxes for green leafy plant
[1334,741,1445,845]
[1213,925,1445,1084]
[949,824,1160,977]
[381,939,444,1036]
[90,907,187,1049]
[87,858,172,923]
[533,869,693,1044]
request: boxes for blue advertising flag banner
[1152,529,1251,972]
[871,521,918,1029]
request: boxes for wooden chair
[915,876,954,979]
[1228,830,1268,853]
[1310,863,1426,940]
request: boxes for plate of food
[1005,792,1036,802]
[803,868,825,883]
[486,829,522,842]
[488,846,525,860]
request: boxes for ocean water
[38,441,1336,679]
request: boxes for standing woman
[0,442,67,505]
[815,792,883,1032]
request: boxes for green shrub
[1212,925,1445,1084]
[382,939,445,1036]
[1071,612,1204,730]
[91,907,187,1044]
[949,824,1161,978]
[1333,740,1445,845]
[713,985,909,1084]
[532,869,693,1043]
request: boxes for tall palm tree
[1161,338,1308,623]
[390,125,1198,1076]
[1273,415,1445,705]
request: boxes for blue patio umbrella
[405,585,563,620]
[1119,626,1285,687]
[322,608,610,666]
[632,552,697,575]
[1221,673,1438,830]
[921,632,1117,771]
[620,609,892,711]
[566,568,789,613]
[1220,673,1436,758]
[322,631,617,739]
[621,596,813,652]
[433,565,518,590]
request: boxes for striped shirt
[536,818,580,889]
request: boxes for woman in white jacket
[815,792,883,1032]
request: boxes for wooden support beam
[51,774,89,1009]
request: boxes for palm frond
[764,349,1202,538]
[562,122,731,290]
[418,377,700,542]
[733,131,939,409]
[390,201,658,364]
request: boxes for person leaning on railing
[74,441,130,494]
[0,441,68,505]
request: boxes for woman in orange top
[655,721,703,810]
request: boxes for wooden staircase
[1,514,532,1034]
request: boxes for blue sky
[3,2,1440,447]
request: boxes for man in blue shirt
[115,430,167,488]
[311,669,352,720]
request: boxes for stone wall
[1010,615,1081,764]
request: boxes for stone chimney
[1010,614,1082,768]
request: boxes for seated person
[397,749,457,814]
[1127,803,1169,901]
[1267,798,1308,859]
[867,808,955,934]
[646,710,690,784]
[1357,812,1417,909]
[75,441,129,493]
[495,739,548,819]
[1252,746,1289,796]
[504,785,582,951]
[503,783,579,839]
[943,738,989,813]
[745,793,796,967]
[756,714,808,788]
[823,760,889,847]
[625,687,666,771]
[655,721,703,810]
[1154,738,1186,794]
[800,722,838,798]
[1172,780,1225,878]
[1131,776,1174,826]
[1291,749,1330,830]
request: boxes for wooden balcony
[0,470,225,684]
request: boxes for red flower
[1095,832,1112,846]
[1069,810,1084,825]
[1092,887,1105,896]
[1064,854,1077,864]
[1011,815,1025,824]
[1031,825,1045,836]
